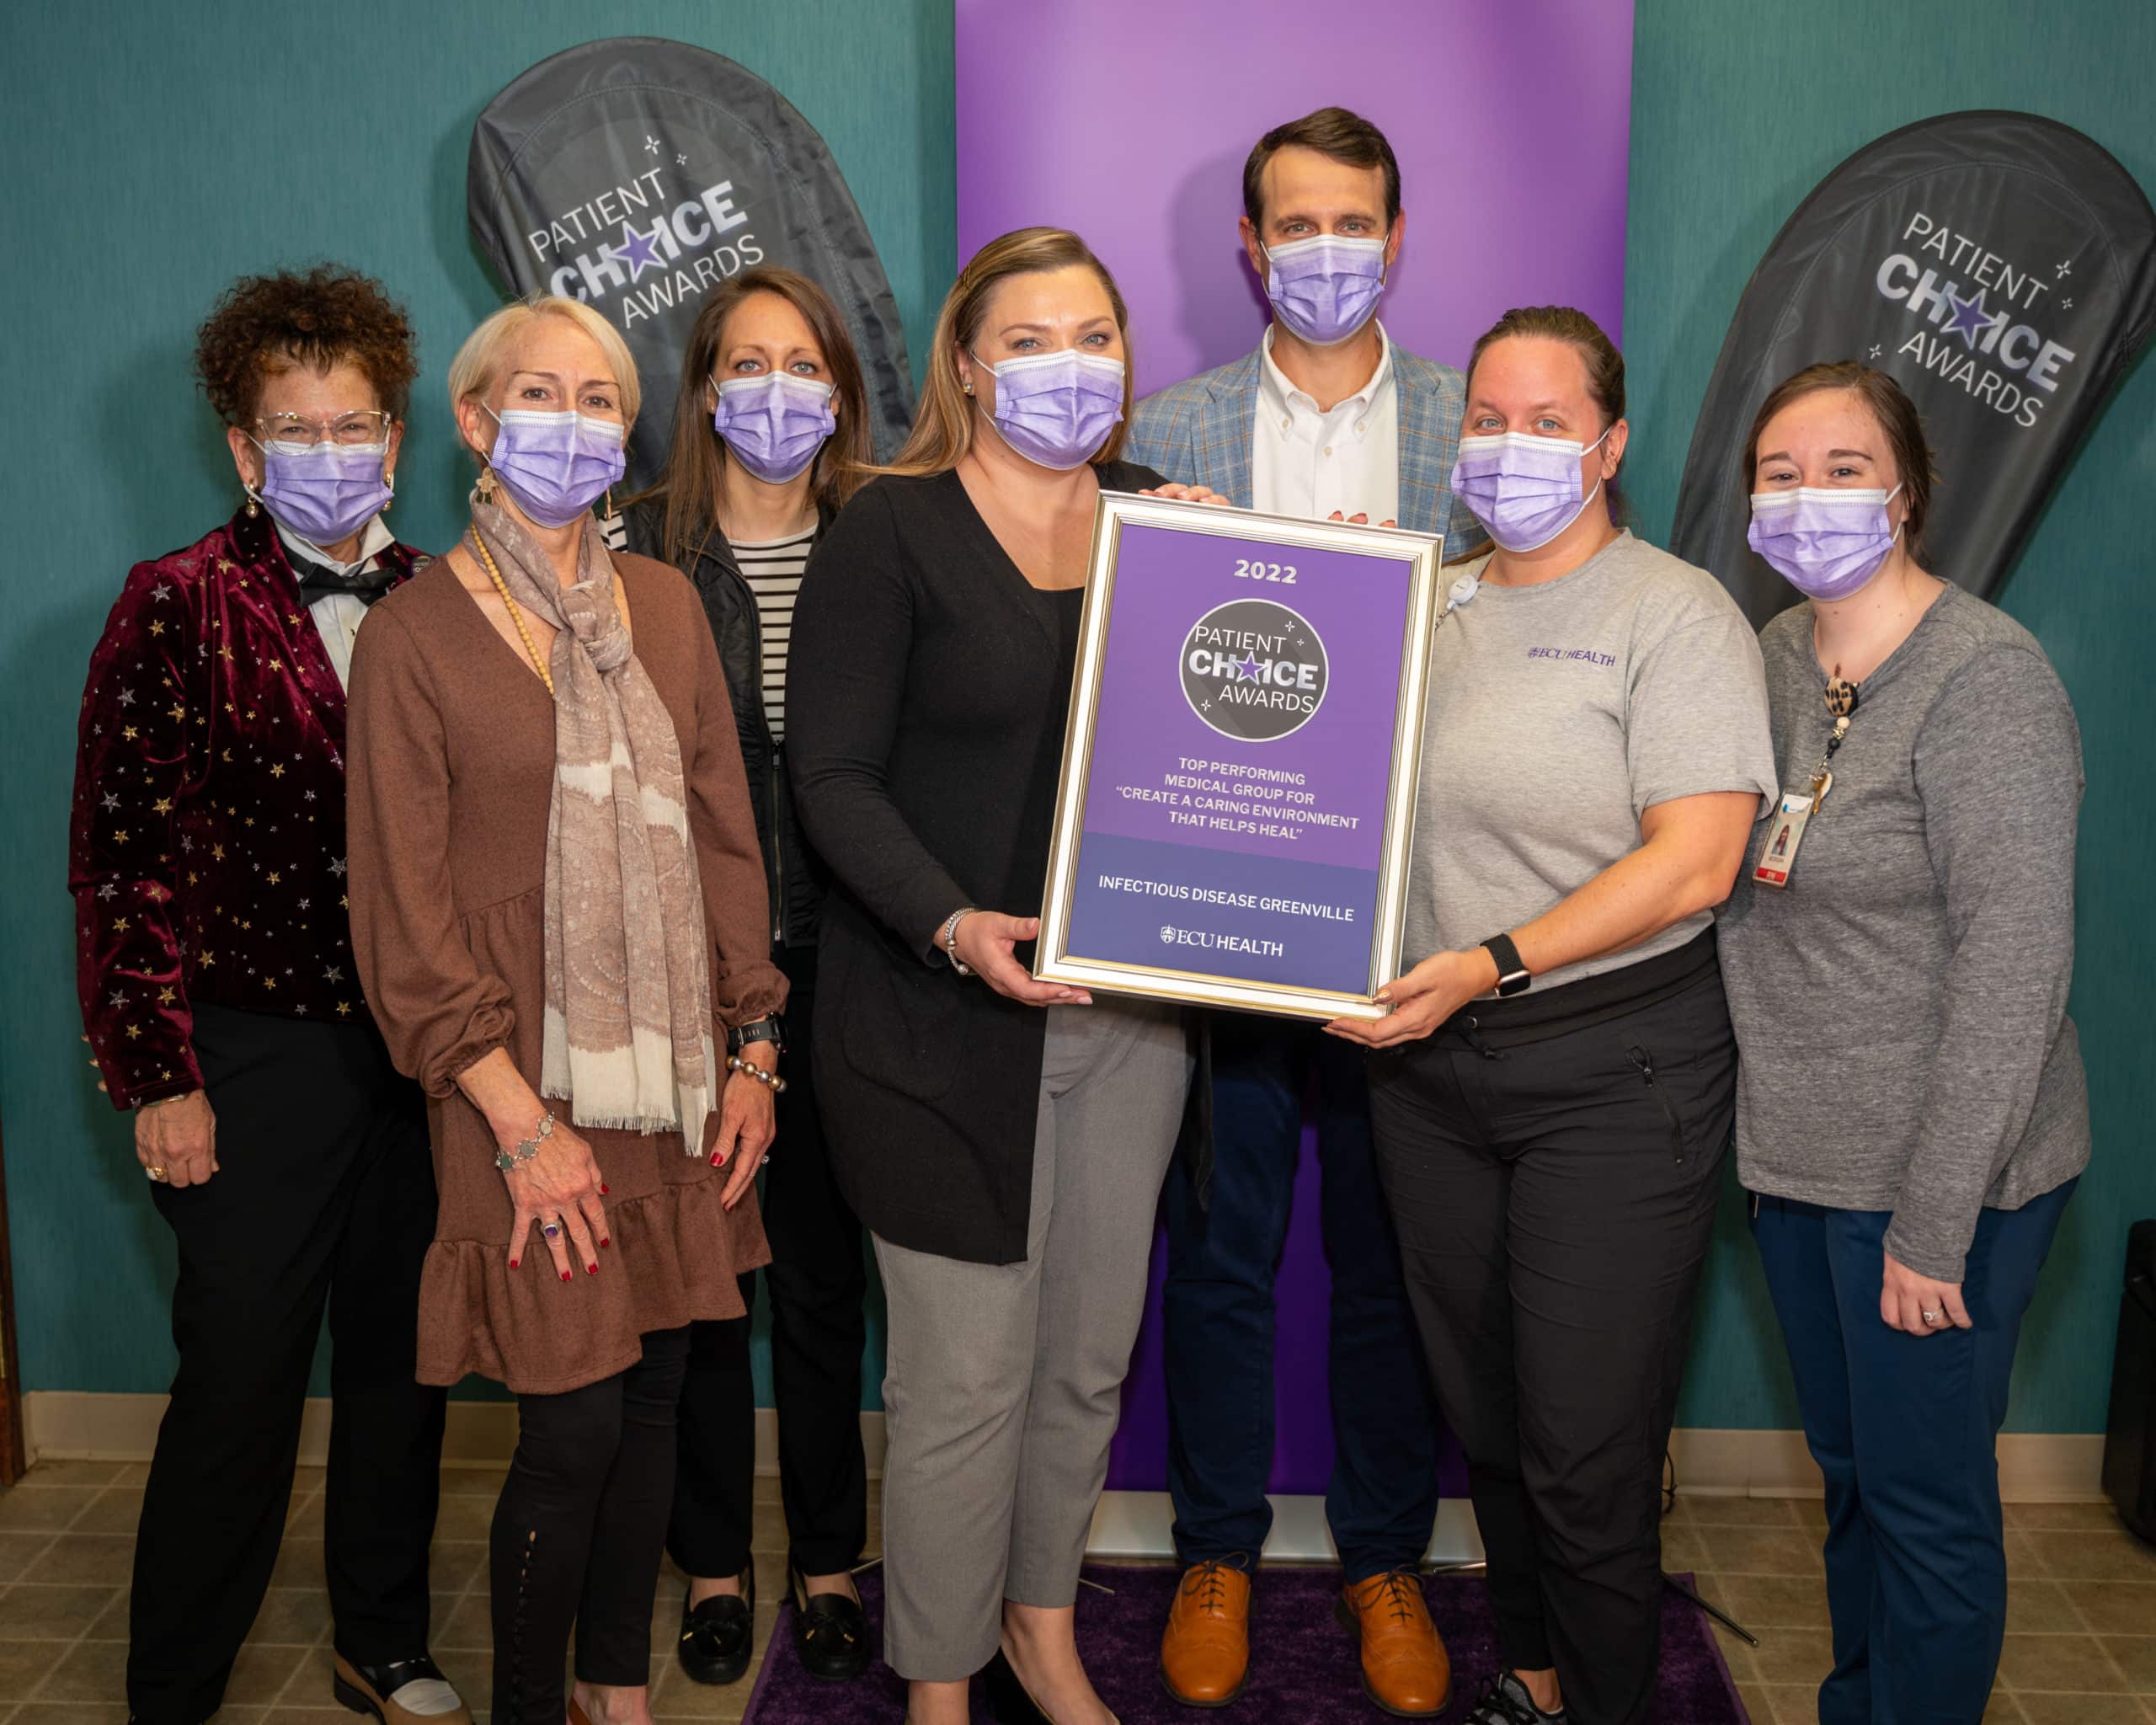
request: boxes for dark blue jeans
[1161,1014,1440,1582]
[1751,1182,2076,1725]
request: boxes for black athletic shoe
[1462,1673,1568,1724]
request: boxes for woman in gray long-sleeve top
[1718,362,2088,1725]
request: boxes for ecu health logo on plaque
[1179,598,1329,743]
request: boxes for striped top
[731,526,818,743]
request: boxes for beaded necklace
[466,526,555,700]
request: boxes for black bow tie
[288,547,400,608]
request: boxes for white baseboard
[24,1394,2111,1558]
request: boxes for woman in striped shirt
[618,267,878,1687]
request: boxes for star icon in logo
[2062,296,2074,310]
[611,220,665,281]
[644,135,662,156]
[675,153,687,167]
[1942,287,1996,349]
[1235,655,1262,681]
[1868,344,1884,360]
[2056,259,2073,279]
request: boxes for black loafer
[789,1562,872,1682]
[675,1569,755,1686]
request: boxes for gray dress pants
[872,999,1192,1680]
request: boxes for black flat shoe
[788,1560,872,1682]
[675,1568,755,1686]
[983,1650,1053,1725]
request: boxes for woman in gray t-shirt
[1332,307,1776,1725]
[1717,362,2086,1725]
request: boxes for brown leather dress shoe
[1160,1557,1253,1706]
[1335,1568,1452,1718]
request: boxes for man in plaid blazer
[1127,108,1483,1722]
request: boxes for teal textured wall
[3,0,2148,1440]
[0,0,952,1402]
[1628,2,2156,1433]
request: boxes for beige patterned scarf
[471,497,713,1147]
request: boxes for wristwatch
[1480,932,1533,998]
[726,1016,787,1056]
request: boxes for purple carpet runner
[741,1565,1750,1722]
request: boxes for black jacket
[622,497,832,948]
[787,464,1166,1264]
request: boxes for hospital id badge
[1753,779,1826,889]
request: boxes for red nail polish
[600,1237,610,1248]
[509,1259,520,1269]
[586,1263,598,1275]
[561,1270,572,1282]
[599,1183,610,1194]
[709,1151,721,1166]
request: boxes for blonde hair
[880,227,1133,478]
[446,294,642,433]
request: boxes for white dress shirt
[276,515,395,691]
[1249,321,1400,523]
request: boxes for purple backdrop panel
[955,0,1636,396]
[957,0,1633,1500]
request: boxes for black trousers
[130,1001,446,1725]
[668,943,869,1580]
[492,1327,691,1725]
[1367,963,1734,1725]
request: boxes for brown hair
[195,264,418,426]
[1465,305,1628,523]
[630,268,873,564]
[880,227,1133,478]
[1242,106,1401,231]
[1746,361,1935,552]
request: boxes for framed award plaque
[1034,492,1444,1022]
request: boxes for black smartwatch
[727,1015,787,1056]
[1480,933,1532,998]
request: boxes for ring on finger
[542,1219,562,1239]
[144,1165,168,1182]
[1922,1307,1943,1324]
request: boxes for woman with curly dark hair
[68,264,468,1725]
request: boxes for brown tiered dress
[346,551,782,1395]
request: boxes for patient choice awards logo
[1180,599,1328,743]
[469,38,917,489]
[1669,111,2155,623]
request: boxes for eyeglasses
[253,410,393,448]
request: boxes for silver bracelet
[727,1053,788,1093]
[494,1108,555,1173]
[939,905,979,977]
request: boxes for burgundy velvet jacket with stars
[70,505,426,1109]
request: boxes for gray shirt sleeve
[1881,645,2084,1283]
[1623,608,1779,817]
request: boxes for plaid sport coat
[1125,337,1486,553]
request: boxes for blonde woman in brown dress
[346,296,786,1725]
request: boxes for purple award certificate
[1035,494,1442,1021]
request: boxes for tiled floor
[1,1464,2150,1722]
[1664,1493,2156,1724]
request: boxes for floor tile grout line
[19,1481,125,1705]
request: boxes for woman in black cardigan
[788,227,1214,1725]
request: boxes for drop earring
[476,463,498,504]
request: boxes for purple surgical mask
[1747,484,1904,601]
[712,373,837,484]
[1263,234,1388,346]
[484,407,627,528]
[972,349,1125,471]
[250,440,392,547]
[1449,429,1611,553]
